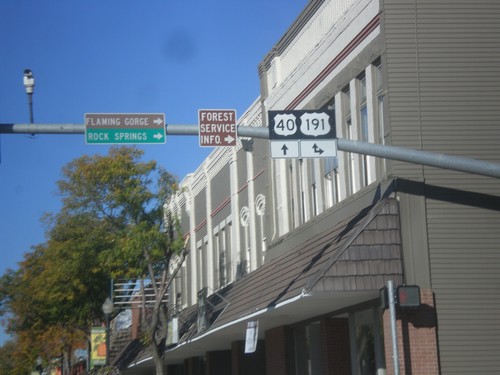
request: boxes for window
[375,60,385,146]
[289,161,298,228]
[312,182,318,216]
[360,106,369,186]
[218,240,226,287]
[226,219,233,283]
[294,321,323,375]
[240,206,250,272]
[349,308,386,375]
[196,240,203,291]
[299,159,308,223]
[255,194,267,265]
[323,99,340,207]
[324,157,339,206]
[202,237,208,288]
[373,57,386,176]
[215,218,234,285]
[213,230,224,289]
[358,72,369,187]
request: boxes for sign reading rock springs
[85,113,166,144]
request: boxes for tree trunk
[151,342,165,375]
[63,346,71,375]
[155,360,165,375]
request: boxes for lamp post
[102,297,114,367]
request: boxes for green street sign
[85,113,166,144]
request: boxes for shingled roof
[123,197,403,369]
[208,197,402,331]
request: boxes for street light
[102,297,114,367]
[23,69,35,124]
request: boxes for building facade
[121,0,500,374]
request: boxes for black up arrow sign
[313,143,324,155]
[281,144,289,155]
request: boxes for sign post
[85,113,166,144]
[199,109,237,147]
[268,110,336,158]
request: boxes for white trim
[127,291,309,369]
[174,291,307,351]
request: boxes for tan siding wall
[384,0,500,373]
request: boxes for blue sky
[0,0,307,345]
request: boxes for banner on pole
[90,327,106,368]
[244,321,259,354]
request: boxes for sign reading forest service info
[85,113,166,144]
[199,109,237,147]
[269,110,336,159]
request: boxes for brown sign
[85,113,164,129]
[199,109,237,147]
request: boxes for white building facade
[122,0,500,374]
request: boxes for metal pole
[27,93,34,124]
[1,123,500,179]
[0,123,85,134]
[337,138,500,179]
[387,280,400,375]
[105,313,111,367]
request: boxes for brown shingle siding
[159,198,403,355]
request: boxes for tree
[56,146,188,375]
[0,338,33,375]
[0,146,186,375]
[0,216,106,374]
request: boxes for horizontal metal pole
[337,138,500,179]
[0,123,272,139]
[166,124,197,135]
[1,123,499,178]
[0,123,85,134]
[237,126,270,139]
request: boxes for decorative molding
[240,206,250,227]
[255,194,266,216]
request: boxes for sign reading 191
[268,110,336,159]
[269,110,335,139]
[269,111,335,139]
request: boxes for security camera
[23,69,35,94]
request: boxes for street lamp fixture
[102,297,114,367]
[23,69,35,124]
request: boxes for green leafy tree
[0,218,106,374]
[0,338,33,375]
[56,146,188,375]
[0,146,186,375]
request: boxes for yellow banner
[90,327,106,368]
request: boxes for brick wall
[265,326,294,375]
[383,288,440,375]
[321,317,352,375]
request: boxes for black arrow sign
[313,143,324,155]
[281,144,289,155]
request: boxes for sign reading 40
[268,110,336,140]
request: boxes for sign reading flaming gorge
[85,113,166,144]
